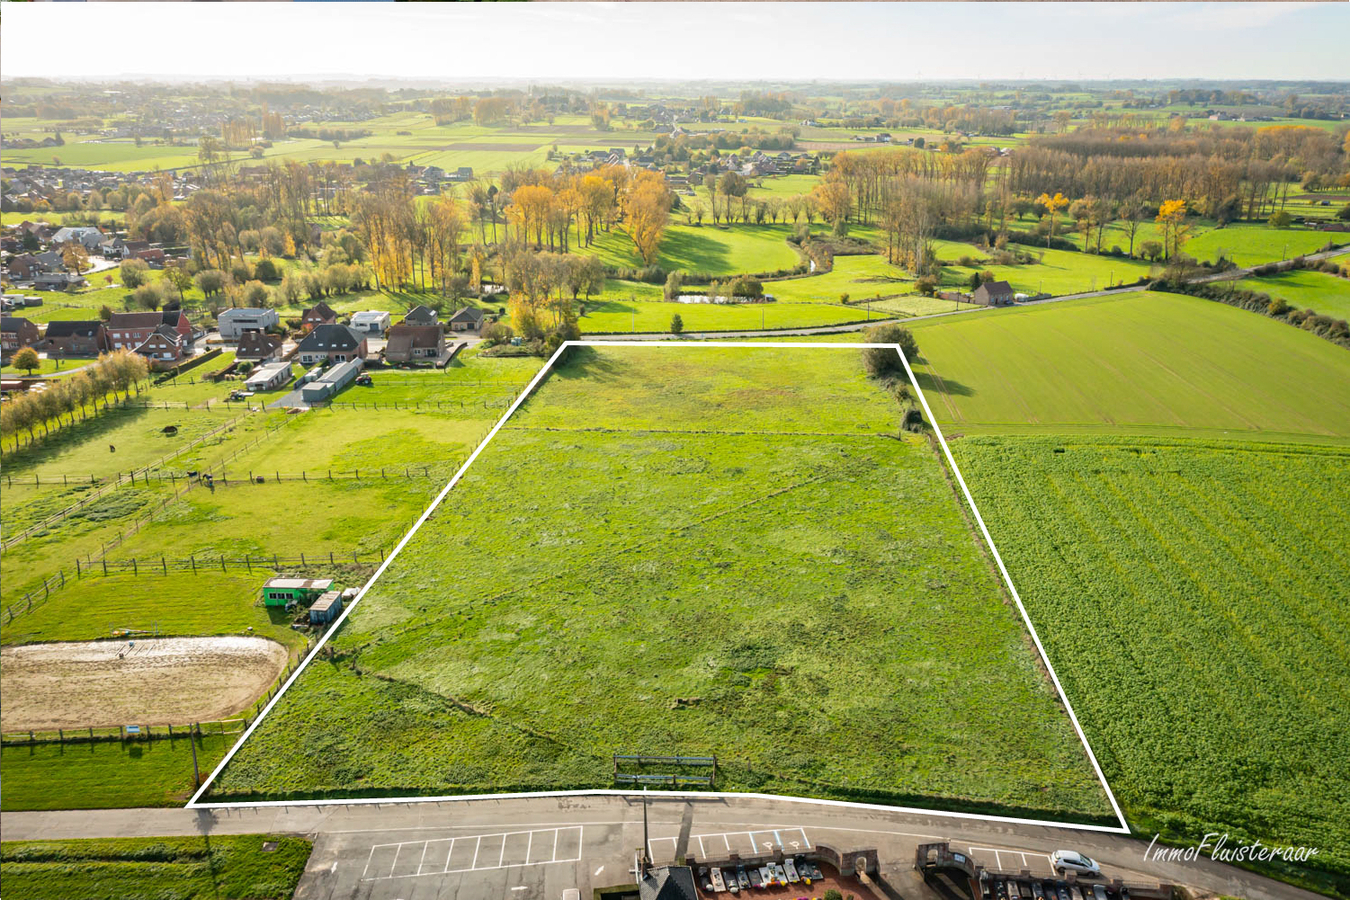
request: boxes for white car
[1051,850,1102,877]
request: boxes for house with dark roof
[34,272,88,291]
[40,320,107,357]
[638,865,698,900]
[1,316,41,356]
[401,304,439,326]
[132,325,187,369]
[236,330,284,362]
[6,254,42,281]
[295,323,367,366]
[383,324,445,364]
[447,306,485,333]
[971,280,1016,307]
[301,301,338,331]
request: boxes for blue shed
[309,591,344,625]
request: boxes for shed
[300,357,363,403]
[244,361,293,392]
[309,591,344,625]
[261,576,334,607]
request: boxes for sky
[1,2,1347,84]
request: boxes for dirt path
[0,636,288,731]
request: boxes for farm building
[350,310,391,335]
[300,357,363,402]
[448,307,485,332]
[309,591,344,625]
[261,577,333,607]
[218,308,280,340]
[971,280,1016,307]
[244,360,293,392]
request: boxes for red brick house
[295,324,366,366]
[1,316,41,356]
[301,301,337,331]
[384,324,445,364]
[971,280,1016,307]
[132,325,187,369]
[40,321,107,357]
[107,310,192,352]
[6,254,41,281]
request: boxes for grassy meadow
[1231,269,1350,320]
[210,347,1113,823]
[0,834,312,900]
[907,291,1350,442]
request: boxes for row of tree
[1,351,149,444]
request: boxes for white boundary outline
[187,340,1130,835]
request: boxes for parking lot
[360,826,584,883]
[969,845,1056,876]
[648,826,813,865]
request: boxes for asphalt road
[0,795,1323,900]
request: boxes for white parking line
[649,826,811,862]
[361,826,584,881]
[970,846,1055,873]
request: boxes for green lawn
[577,297,867,333]
[1231,269,1350,320]
[0,573,300,651]
[0,733,235,811]
[908,291,1350,442]
[1183,224,1341,268]
[0,834,312,899]
[953,435,1350,894]
[210,347,1113,823]
[579,223,803,277]
[937,243,1157,296]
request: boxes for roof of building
[218,307,275,319]
[1,316,35,333]
[385,324,443,356]
[297,324,364,354]
[639,866,698,900]
[263,577,334,591]
[402,304,439,325]
[978,280,1014,295]
[304,301,337,320]
[316,357,364,384]
[236,330,283,357]
[43,320,103,338]
[133,325,182,348]
[108,311,166,329]
[448,306,485,324]
[310,591,343,613]
[351,310,391,323]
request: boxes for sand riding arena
[1,636,288,731]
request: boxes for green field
[1232,269,1350,320]
[953,436,1350,893]
[0,834,312,900]
[1183,224,1340,268]
[209,346,1113,823]
[908,291,1350,442]
[937,243,1157,296]
[0,733,235,811]
[579,223,803,276]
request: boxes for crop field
[907,291,1350,442]
[578,223,803,276]
[207,346,1114,823]
[952,435,1350,891]
[1232,269,1350,320]
[0,834,312,900]
[577,296,867,333]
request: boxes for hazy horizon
[3,2,1348,84]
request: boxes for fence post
[102,558,108,575]
[190,555,196,573]
[221,556,226,572]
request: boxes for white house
[218,307,280,340]
[350,310,391,335]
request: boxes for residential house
[301,301,337,331]
[100,236,128,259]
[971,280,1016,307]
[350,310,391,335]
[136,247,167,268]
[107,310,192,352]
[401,304,439,326]
[6,254,42,281]
[34,250,65,272]
[40,320,107,357]
[131,325,187,369]
[295,323,366,366]
[217,307,279,340]
[1,316,41,356]
[384,324,445,364]
[34,272,88,291]
[51,226,107,252]
[447,306,485,333]
[235,330,283,361]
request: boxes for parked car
[1052,851,1101,878]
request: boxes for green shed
[261,577,335,607]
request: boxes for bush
[670,314,684,335]
[481,321,514,346]
[915,276,937,296]
[860,323,919,378]
[253,258,280,282]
